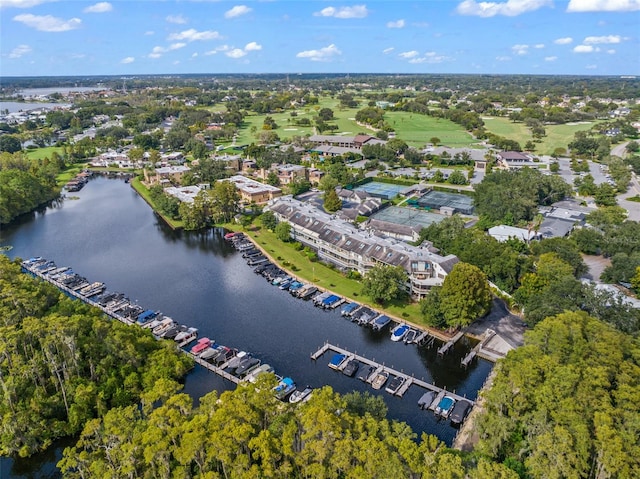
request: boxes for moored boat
[289,386,313,403]
[390,323,410,342]
[371,314,391,331]
[235,357,261,377]
[357,365,376,382]
[191,337,213,355]
[274,377,296,400]
[449,400,472,425]
[340,302,359,317]
[328,353,347,370]
[434,396,456,418]
[385,375,405,395]
[245,363,275,383]
[342,359,359,377]
[418,390,437,410]
[370,371,389,390]
[403,329,418,344]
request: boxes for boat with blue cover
[288,281,304,294]
[274,377,296,400]
[371,314,391,331]
[340,302,359,317]
[136,309,159,325]
[391,323,410,342]
[328,353,347,370]
[434,395,456,418]
[322,294,341,309]
[278,279,292,290]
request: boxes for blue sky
[1,0,639,76]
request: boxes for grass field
[25,146,64,160]
[385,111,477,148]
[482,117,600,155]
[229,99,476,152]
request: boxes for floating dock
[311,342,474,404]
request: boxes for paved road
[465,298,526,348]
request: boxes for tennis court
[370,206,447,229]
[355,182,411,200]
[416,190,475,215]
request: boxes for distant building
[496,151,538,169]
[152,165,190,185]
[308,134,386,157]
[488,225,540,243]
[225,175,282,205]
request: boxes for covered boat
[385,375,406,395]
[342,359,359,377]
[390,323,410,342]
[274,377,296,400]
[418,391,437,410]
[328,353,347,370]
[435,396,456,418]
[450,400,472,425]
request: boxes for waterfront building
[267,196,458,299]
[225,175,282,205]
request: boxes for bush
[293,242,303,251]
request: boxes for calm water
[0,101,71,113]
[0,177,492,477]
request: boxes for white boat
[370,371,389,390]
[174,327,198,343]
[245,363,275,383]
[289,386,313,403]
[152,318,175,336]
[390,323,410,342]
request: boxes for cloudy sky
[1,0,639,76]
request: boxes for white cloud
[496,55,512,61]
[387,19,405,28]
[573,44,599,52]
[83,2,112,13]
[8,44,31,58]
[554,37,573,44]
[149,43,186,58]
[144,31,154,36]
[534,43,544,48]
[567,0,640,12]
[120,56,134,64]
[607,49,616,54]
[544,55,558,61]
[314,5,368,19]
[226,48,246,58]
[584,35,622,44]
[586,64,597,69]
[0,0,54,8]
[244,41,262,51]
[456,0,552,17]
[192,52,198,58]
[166,14,188,24]
[296,44,342,62]
[168,29,222,42]
[205,45,230,55]
[511,44,529,55]
[398,50,419,59]
[224,5,252,19]
[382,47,395,54]
[13,13,81,32]
[408,52,452,64]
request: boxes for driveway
[465,298,526,348]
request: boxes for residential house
[225,175,282,205]
[496,151,538,169]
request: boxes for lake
[0,176,492,477]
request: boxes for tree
[323,189,342,212]
[631,266,640,294]
[318,108,334,121]
[361,264,407,304]
[430,137,441,147]
[0,135,22,153]
[209,180,240,223]
[275,221,291,242]
[260,210,277,230]
[447,170,467,185]
[439,262,492,328]
[419,287,446,328]
[266,171,280,186]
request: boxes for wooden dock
[192,356,241,384]
[311,342,474,404]
[437,331,465,356]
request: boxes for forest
[0,256,193,457]
[0,152,62,225]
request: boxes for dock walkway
[311,342,474,404]
[437,331,465,356]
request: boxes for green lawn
[226,223,431,330]
[130,177,184,229]
[482,117,601,155]
[25,146,64,160]
[385,111,478,148]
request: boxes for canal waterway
[0,176,492,478]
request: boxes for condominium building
[267,196,459,300]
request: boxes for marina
[311,342,475,407]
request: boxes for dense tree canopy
[361,264,408,304]
[0,152,61,225]
[474,168,572,224]
[438,262,492,328]
[477,311,640,479]
[0,256,192,457]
